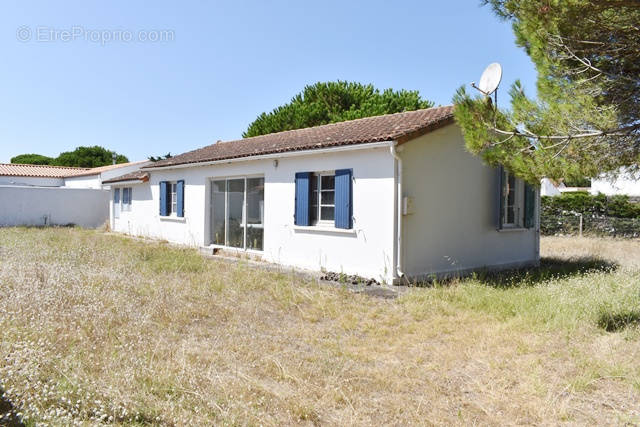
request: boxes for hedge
[542,192,640,219]
[541,192,640,237]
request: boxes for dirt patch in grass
[1,228,639,425]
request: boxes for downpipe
[390,143,405,280]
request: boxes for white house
[0,161,147,188]
[590,169,640,197]
[105,106,540,284]
[0,161,147,227]
[63,160,149,189]
[0,163,88,187]
[541,169,640,198]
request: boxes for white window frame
[121,187,132,212]
[311,172,335,226]
[166,181,177,216]
[502,171,525,228]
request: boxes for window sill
[293,225,356,235]
[208,244,264,254]
[498,227,530,232]
[159,215,186,222]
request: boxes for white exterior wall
[591,170,640,197]
[0,176,64,187]
[0,185,109,228]
[64,164,146,189]
[64,174,102,189]
[400,125,539,279]
[101,163,147,183]
[112,147,396,282]
[540,178,562,196]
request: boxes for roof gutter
[390,142,405,281]
[142,141,396,171]
[104,179,146,186]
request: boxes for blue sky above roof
[0,0,537,163]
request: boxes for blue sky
[0,0,537,163]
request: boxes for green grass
[402,264,640,334]
[1,227,639,425]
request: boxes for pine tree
[244,81,434,137]
[453,0,640,183]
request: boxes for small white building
[105,106,540,283]
[541,169,640,198]
[590,169,640,197]
[63,160,149,189]
[0,161,147,227]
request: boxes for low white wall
[400,125,539,278]
[0,185,109,228]
[112,147,397,282]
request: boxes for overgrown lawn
[1,228,639,425]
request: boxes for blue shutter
[524,183,536,228]
[335,169,353,229]
[159,181,168,216]
[114,188,120,204]
[294,172,311,226]
[176,180,185,217]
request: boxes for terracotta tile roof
[70,160,149,177]
[0,163,89,178]
[145,105,455,169]
[0,161,148,179]
[102,170,150,184]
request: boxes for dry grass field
[1,228,639,425]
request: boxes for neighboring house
[63,160,149,189]
[0,161,147,227]
[105,106,540,284]
[541,169,640,198]
[590,169,640,197]
[0,164,89,187]
[0,161,148,188]
[540,178,590,197]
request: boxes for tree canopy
[453,0,640,183]
[10,154,54,165]
[11,146,129,168]
[244,81,434,137]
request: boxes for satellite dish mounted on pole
[471,62,502,105]
[471,62,503,123]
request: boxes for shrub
[542,192,640,219]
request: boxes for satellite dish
[472,62,502,96]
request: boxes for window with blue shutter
[176,180,185,217]
[159,181,168,216]
[334,169,353,229]
[294,172,311,226]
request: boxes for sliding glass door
[210,177,264,250]
[211,180,226,245]
[226,179,245,248]
[246,178,264,250]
